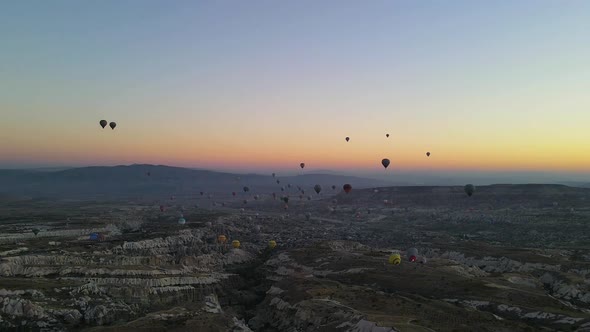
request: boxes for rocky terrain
[1,184,590,331]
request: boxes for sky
[1,1,589,180]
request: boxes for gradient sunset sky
[1,1,589,176]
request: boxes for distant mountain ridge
[0,164,397,200]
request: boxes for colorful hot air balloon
[343,184,352,194]
[389,253,401,265]
[345,137,350,142]
[381,158,390,169]
[407,248,418,262]
[300,163,305,169]
[232,240,241,249]
[268,240,277,249]
[314,184,322,194]
[109,122,116,130]
[99,120,108,128]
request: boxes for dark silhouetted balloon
[381,158,390,169]
[109,122,116,130]
[386,133,389,138]
[345,137,350,142]
[426,152,431,157]
[99,120,107,128]
[243,186,250,192]
[300,162,305,169]
[464,184,475,197]
[343,184,352,194]
[314,184,322,194]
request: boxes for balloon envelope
[343,184,352,193]
[464,184,475,196]
[99,120,107,128]
[381,158,390,169]
[314,184,322,194]
[109,122,116,129]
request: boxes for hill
[0,164,396,200]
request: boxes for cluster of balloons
[99,120,117,130]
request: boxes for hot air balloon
[307,195,312,201]
[332,185,336,190]
[389,253,401,265]
[345,137,350,142]
[109,122,116,130]
[218,235,227,244]
[268,240,277,249]
[381,158,390,169]
[287,184,292,189]
[407,248,418,262]
[32,228,40,236]
[232,192,236,196]
[99,120,107,128]
[146,171,151,176]
[232,240,241,249]
[276,179,281,184]
[89,232,99,240]
[254,195,259,200]
[272,173,276,178]
[464,184,475,197]
[200,192,204,196]
[160,205,165,212]
[343,184,352,194]
[243,186,250,193]
[178,217,186,225]
[283,196,289,204]
[426,152,431,157]
[243,200,248,205]
[386,133,389,138]
[300,163,305,169]
[314,184,322,194]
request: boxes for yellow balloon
[268,240,277,249]
[232,240,241,249]
[389,253,401,265]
